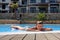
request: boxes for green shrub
[36,13,46,21]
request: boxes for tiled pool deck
[0,33,60,40]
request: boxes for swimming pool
[0,24,60,32]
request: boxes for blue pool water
[0,24,60,32]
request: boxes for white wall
[6,0,11,3]
[46,0,49,3]
[37,0,41,3]
[19,0,21,5]
[5,5,9,10]
[0,0,2,2]
[0,0,11,3]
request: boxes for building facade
[0,0,60,13]
[0,0,10,13]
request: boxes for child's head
[37,21,43,24]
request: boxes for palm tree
[9,2,19,19]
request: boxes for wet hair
[38,22,43,24]
[37,21,43,24]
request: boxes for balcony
[0,0,11,4]
[0,2,9,4]
[28,0,48,6]
[11,0,19,1]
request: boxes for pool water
[0,24,60,32]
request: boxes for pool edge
[0,31,60,35]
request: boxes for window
[39,7,47,13]
[2,4,6,9]
[30,0,36,3]
[50,7,58,13]
[30,7,36,13]
[41,0,46,3]
[21,8,26,13]
[49,0,56,3]
[22,0,27,5]
[2,0,5,2]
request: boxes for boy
[11,21,52,31]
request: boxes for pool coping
[0,31,60,35]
